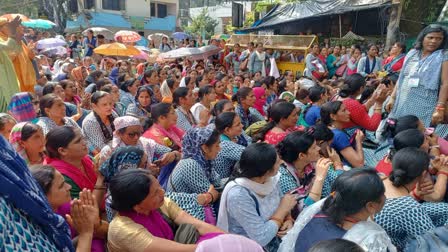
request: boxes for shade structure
[114,30,141,43]
[83,27,114,40]
[160,45,221,61]
[22,19,56,29]
[36,38,67,50]
[0,13,30,22]
[94,42,140,56]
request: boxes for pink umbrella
[133,51,150,60]
[114,30,141,43]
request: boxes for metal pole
[339,14,342,39]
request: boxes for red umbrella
[114,30,141,43]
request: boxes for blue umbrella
[172,32,190,40]
[23,19,56,29]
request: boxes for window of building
[157,4,167,18]
[150,3,156,17]
[69,0,78,13]
[102,0,125,11]
[84,0,95,9]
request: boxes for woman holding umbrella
[83,29,97,57]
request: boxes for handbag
[335,64,347,77]
[240,58,249,71]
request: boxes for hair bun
[390,169,406,187]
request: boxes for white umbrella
[83,27,114,40]
[160,45,222,60]
[36,38,67,50]
[40,46,68,56]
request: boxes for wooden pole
[339,14,342,39]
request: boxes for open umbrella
[135,46,150,53]
[0,13,30,22]
[23,19,56,29]
[172,32,189,40]
[40,46,68,56]
[148,33,169,41]
[133,51,150,60]
[199,45,221,58]
[114,30,141,43]
[83,27,114,40]
[94,42,140,56]
[36,38,67,50]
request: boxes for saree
[143,123,184,150]
[0,37,20,112]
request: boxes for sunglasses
[127,131,143,138]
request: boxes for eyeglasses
[32,100,40,105]
[127,131,142,138]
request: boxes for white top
[190,102,206,125]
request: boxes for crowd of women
[2,14,448,252]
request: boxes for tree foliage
[0,0,39,18]
[225,11,255,33]
[39,0,72,33]
[183,8,219,39]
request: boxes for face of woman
[284,108,299,128]
[321,48,328,57]
[152,86,162,101]
[254,72,261,81]
[47,170,72,210]
[207,71,215,81]
[256,44,263,52]
[160,107,178,128]
[333,46,341,55]
[202,138,221,160]
[61,129,88,159]
[110,85,120,103]
[242,91,256,107]
[93,94,114,116]
[205,89,217,102]
[181,90,195,107]
[128,80,140,95]
[368,46,378,57]
[303,141,321,163]
[150,72,160,84]
[214,81,225,95]
[189,71,198,81]
[64,81,77,98]
[225,116,243,138]
[390,43,401,56]
[46,98,66,120]
[0,120,15,140]
[21,128,45,155]
[138,90,151,107]
[159,71,168,81]
[54,85,66,100]
[423,32,444,52]
[353,49,361,59]
[119,125,143,146]
[222,102,235,113]
[333,104,351,123]
[134,175,166,214]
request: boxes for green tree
[225,11,255,33]
[39,0,73,33]
[0,0,39,18]
[183,8,218,39]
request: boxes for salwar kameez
[0,38,20,112]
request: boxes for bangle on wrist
[437,171,448,177]
[411,190,423,202]
[309,191,321,198]
[430,145,440,149]
[270,216,283,228]
[437,101,446,106]
[94,185,107,190]
[207,192,215,203]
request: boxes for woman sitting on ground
[254,101,302,145]
[107,168,223,252]
[217,143,297,252]
[0,113,17,139]
[31,165,105,252]
[125,86,153,120]
[143,103,184,151]
[234,87,265,130]
[36,94,80,135]
[375,147,448,250]
[278,169,395,252]
[320,101,365,168]
[9,122,45,165]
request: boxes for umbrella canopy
[148,33,169,41]
[83,27,114,40]
[160,45,220,61]
[40,46,68,56]
[133,51,150,60]
[0,13,30,22]
[172,32,190,40]
[114,30,141,43]
[94,42,140,56]
[199,45,221,58]
[36,38,67,50]
[213,34,231,40]
[22,19,56,29]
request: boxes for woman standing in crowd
[387,24,448,137]
[0,113,16,139]
[357,44,382,79]
[249,43,267,77]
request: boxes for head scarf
[252,87,266,116]
[113,115,141,132]
[182,126,215,179]
[7,92,38,123]
[196,234,264,252]
[0,135,74,251]
[99,146,144,183]
[9,122,29,163]
[136,63,146,76]
[279,91,295,103]
[71,66,85,82]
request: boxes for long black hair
[254,101,296,142]
[110,169,152,212]
[320,101,343,126]
[277,131,315,163]
[45,126,78,158]
[232,143,278,179]
[390,147,429,187]
[215,112,238,134]
[388,129,425,160]
[322,169,385,225]
[414,24,448,50]
[381,115,420,139]
[339,74,366,98]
